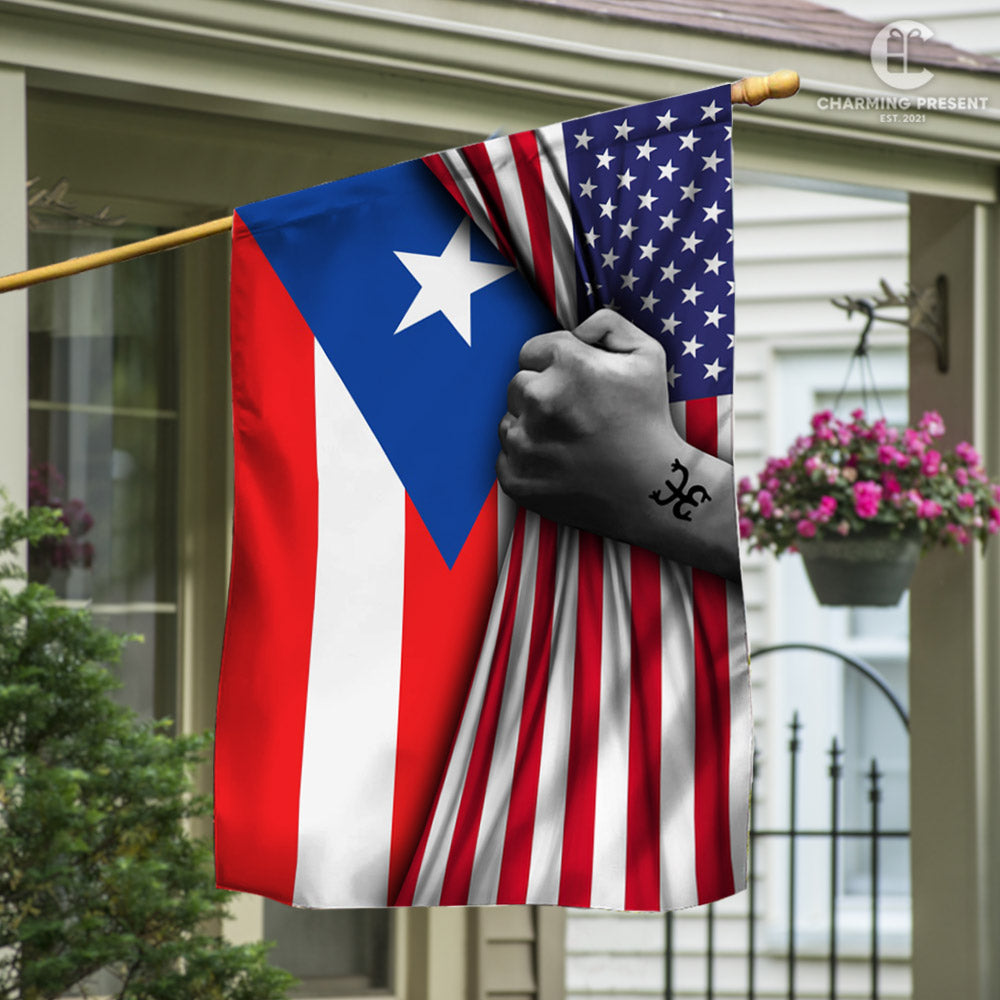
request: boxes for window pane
[27,227,179,722]
[263,904,391,997]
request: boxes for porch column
[908,194,1000,1000]
[0,68,27,521]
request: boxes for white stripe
[435,149,502,254]
[589,538,632,910]
[658,560,699,910]
[485,138,537,287]
[409,513,537,904]
[466,517,540,903]
[524,519,579,903]
[727,577,752,892]
[293,341,404,907]
[535,121,579,327]
[497,486,517,571]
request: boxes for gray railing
[664,643,911,1000]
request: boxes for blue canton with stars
[562,83,734,402]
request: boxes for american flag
[216,84,749,912]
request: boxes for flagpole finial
[731,70,800,106]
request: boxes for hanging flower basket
[737,409,1000,608]
[796,526,921,607]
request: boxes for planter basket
[797,529,922,607]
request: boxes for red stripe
[215,214,317,904]
[625,545,663,910]
[436,510,528,904]
[434,145,519,265]
[496,516,559,903]
[388,488,499,904]
[508,130,558,315]
[686,397,735,903]
[557,530,604,907]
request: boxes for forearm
[628,435,741,582]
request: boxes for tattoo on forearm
[649,459,712,521]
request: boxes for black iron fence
[664,643,911,1000]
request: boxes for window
[28,225,179,721]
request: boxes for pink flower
[738,476,753,496]
[804,455,824,475]
[877,445,906,467]
[917,499,943,518]
[739,516,754,539]
[921,449,942,477]
[853,480,883,519]
[958,492,977,510]
[850,407,866,422]
[903,428,927,456]
[757,489,774,518]
[796,518,817,538]
[818,495,838,519]
[810,409,834,432]
[881,472,902,498]
[920,410,946,437]
[946,524,971,547]
[836,520,851,536]
[956,441,980,465]
[956,467,970,487]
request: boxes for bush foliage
[0,498,294,1000]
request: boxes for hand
[497,309,740,581]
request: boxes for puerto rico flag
[216,83,751,911]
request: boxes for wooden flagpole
[0,70,798,295]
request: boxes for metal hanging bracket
[831,275,949,373]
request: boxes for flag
[216,83,751,911]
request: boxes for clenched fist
[497,309,740,581]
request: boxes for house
[2,2,1000,998]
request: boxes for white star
[703,201,724,223]
[725,176,733,192]
[701,150,723,172]
[614,118,635,139]
[637,189,658,211]
[658,210,679,231]
[727,333,735,348]
[666,364,680,388]
[620,269,639,290]
[659,260,680,283]
[701,100,722,121]
[574,128,594,149]
[726,227,734,244]
[656,108,677,131]
[579,177,596,197]
[583,227,599,247]
[679,130,701,151]
[638,239,658,261]
[682,282,703,304]
[661,313,680,335]
[681,180,702,202]
[704,305,726,327]
[658,159,679,181]
[394,217,513,346]
[704,253,723,274]
[618,218,638,240]
[596,149,614,169]
[681,232,703,253]
[727,279,735,295]
[617,169,637,190]
[601,247,620,269]
[641,291,660,312]
[599,198,616,218]
[725,125,733,140]
[704,357,726,380]
[636,139,656,160]
[682,335,703,357]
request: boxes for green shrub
[0,497,294,1000]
